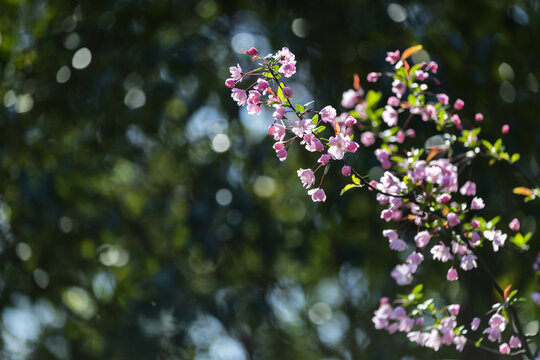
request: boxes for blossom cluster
[225,45,537,357]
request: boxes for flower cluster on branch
[225,45,539,358]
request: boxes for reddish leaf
[504,284,512,301]
[513,187,534,196]
[353,74,360,91]
[426,148,439,162]
[334,118,341,136]
[401,45,423,60]
[403,60,410,72]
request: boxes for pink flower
[225,78,236,88]
[391,80,406,98]
[328,133,351,160]
[247,47,258,55]
[454,335,466,352]
[367,72,379,82]
[282,87,293,98]
[297,168,316,189]
[341,165,351,176]
[431,243,453,262]
[502,124,510,134]
[448,304,460,316]
[460,254,477,271]
[446,267,459,281]
[471,219,479,228]
[389,238,408,251]
[447,213,460,227]
[382,105,398,126]
[460,181,476,196]
[406,128,416,138]
[470,232,481,244]
[475,113,484,122]
[437,93,449,105]
[276,148,287,161]
[483,229,507,252]
[318,154,330,165]
[255,78,270,94]
[531,292,540,306]
[391,264,414,285]
[407,252,424,268]
[396,131,405,143]
[279,62,297,78]
[471,317,481,331]
[320,105,337,123]
[454,99,464,110]
[499,343,510,355]
[509,218,520,232]
[360,131,376,147]
[450,114,462,130]
[415,70,428,81]
[291,119,315,138]
[275,47,295,64]
[437,193,452,203]
[308,188,326,202]
[231,88,247,106]
[301,133,324,152]
[471,197,485,210]
[229,64,243,81]
[341,89,360,108]
[509,335,522,349]
[428,61,438,73]
[387,96,400,107]
[273,107,286,120]
[385,50,401,64]
[415,230,431,248]
[267,124,286,141]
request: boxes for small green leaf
[304,100,315,107]
[475,337,484,347]
[311,114,319,124]
[493,138,503,151]
[313,125,326,134]
[511,153,520,163]
[481,139,493,152]
[277,86,286,102]
[351,175,361,185]
[295,104,304,113]
[340,184,358,196]
[412,284,423,295]
[366,90,382,109]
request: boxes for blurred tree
[0,0,538,359]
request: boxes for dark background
[0,0,539,359]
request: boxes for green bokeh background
[0,0,539,359]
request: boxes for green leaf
[351,175,361,185]
[511,232,532,249]
[482,139,493,152]
[412,284,423,295]
[340,184,358,196]
[366,90,382,109]
[295,104,304,113]
[311,114,319,124]
[407,94,417,106]
[493,138,503,151]
[304,100,315,107]
[277,86,286,102]
[313,125,326,134]
[475,337,484,347]
[511,153,520,163]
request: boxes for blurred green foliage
[0,0,539,359]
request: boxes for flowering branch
[225,45,539,358]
